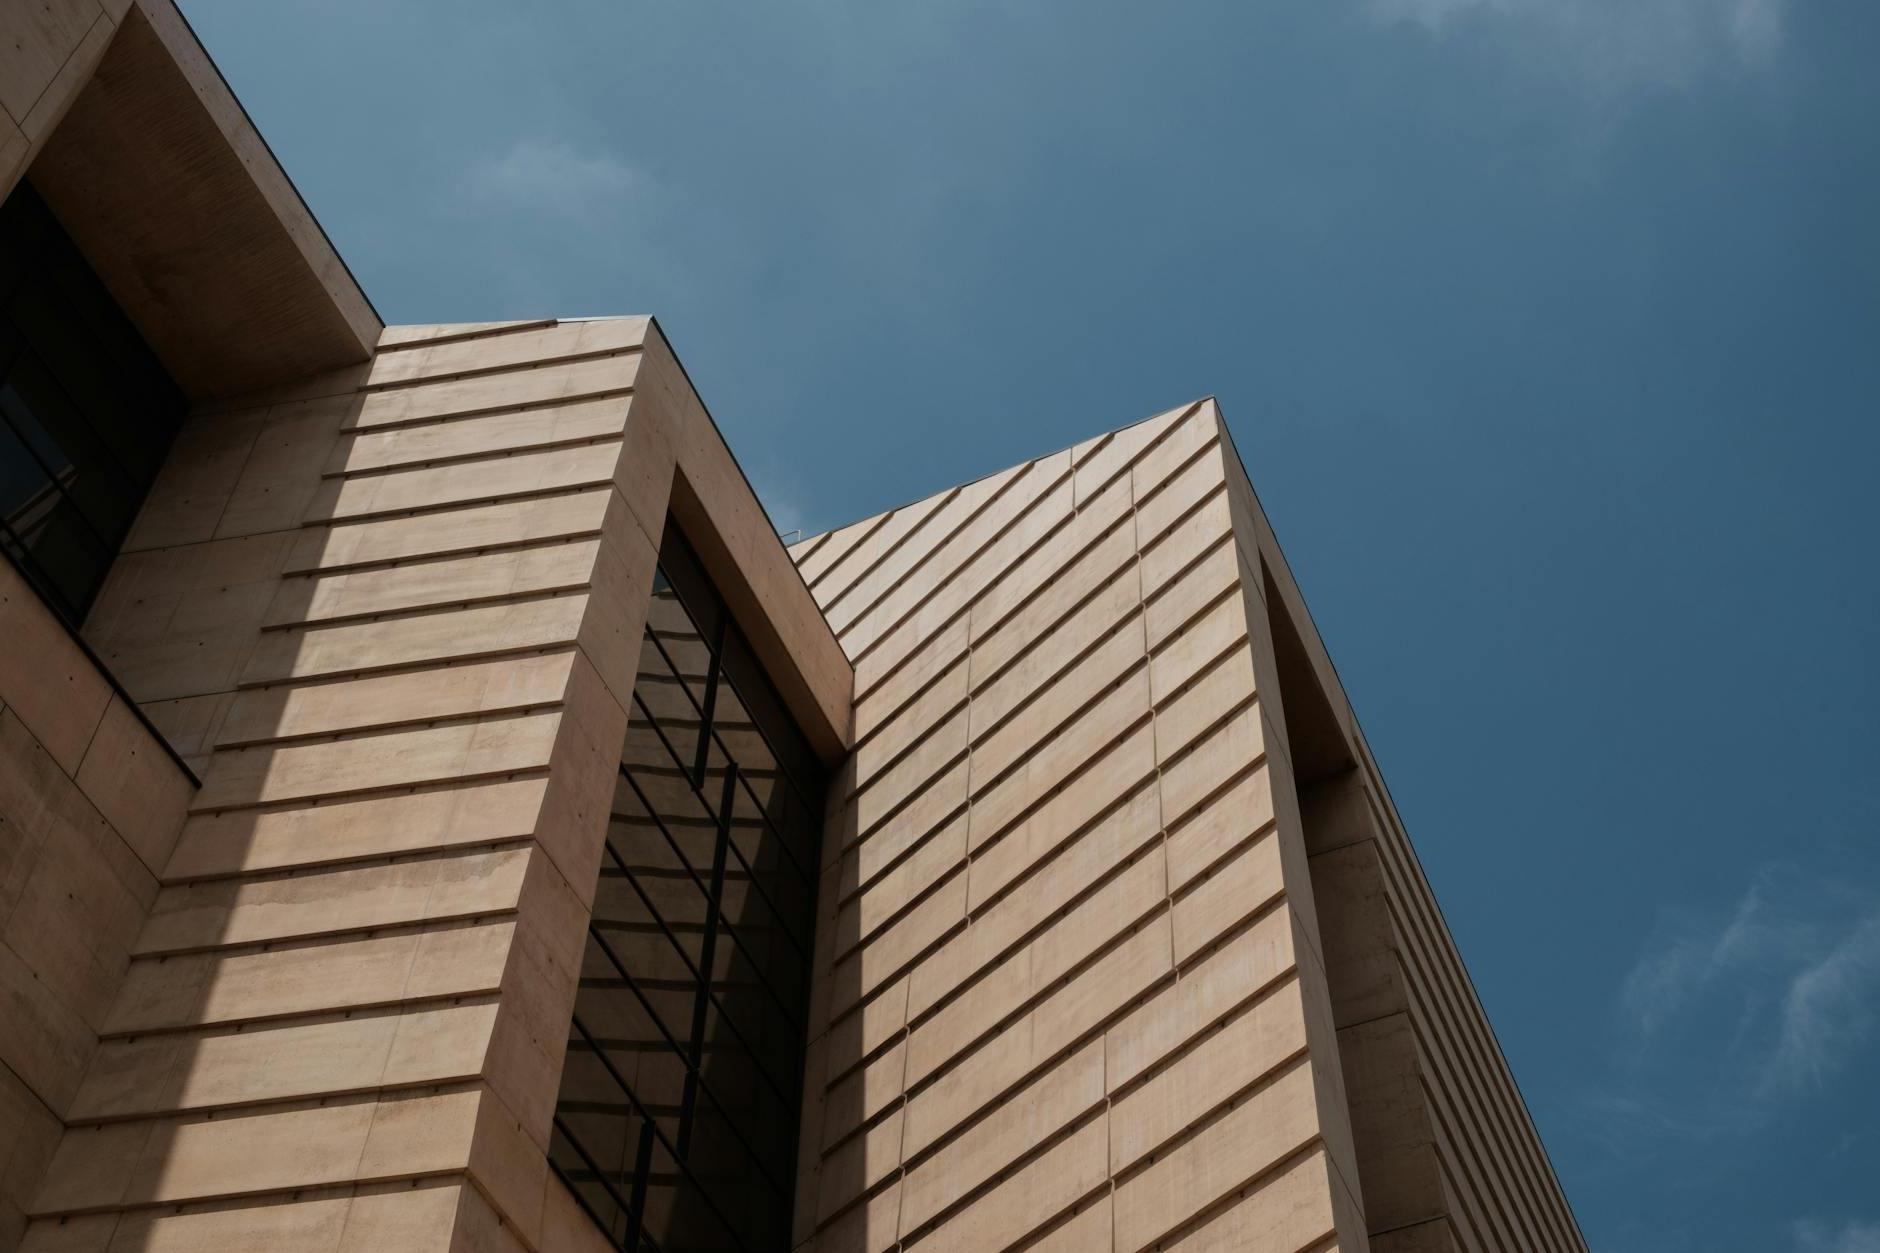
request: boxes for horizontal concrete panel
[106,920,515,1035]
[193,712,561,810]
[1148,583,1249,708]
[72,999,498,1120]
[32,1084,483,1213]
[852,615,967,745]
[1161,1146,1341,1253]
[312,442,622,522]
[969,618,1145,791]
[836,757,969,890]
[1109,978,1309,1173]
[902,916,1170,1161]
[842,654,967,790]
[815,1104,905,1224]
[964,484,1134,684]
[218,652,576,746]
[239,594,588,685]
[1020,1191,1113,1253]
[379,319,556,347]
[968,567,1140,737]
[1167,764,1277,895]
[966,668,1152,851]
[911,1115,1108,1251]
[907,848,1168,1067]
[1107,908,1298,1095]
[819,1038,907,1152]
[829,870,967,1021]
[135,847,532,955]
[822,465,1024,635]
[285,489,611,574]
[350,352,639,430]
[1068,402,1199,507]
[805,484,956,607]
[1133,436,1225,553]
[364,318,645,388]
[1130,404,1220,505]
[896,1038,1104,1237]
[906,783,1161,1025]
[1111,1058,1320,1253]
[328,396,630,477]
[1143,537,1239,655]
[1140,485,1232,603]
[843,708,969,841]
[20,1178,474,1253]
[164,777,549,880]
[833,814,967,958]
[847,467,1075,674]
[263,541,600,628]
[964,720,1157,910]
[1159,705,1268,839]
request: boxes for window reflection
[552,525,824,1251]
[0,183,185,626]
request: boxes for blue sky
[181,1,1878,1247]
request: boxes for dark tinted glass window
[0,182,185,625]
[552,523,825,1252]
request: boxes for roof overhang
[19,1,380,399]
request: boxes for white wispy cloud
[1619,879,1775,1040]
[464,138,645,217]
[1363,0,1789,94]
[1794,1218,1880,1253]
[1765,912,1880,1092]
[1611,866,1880,1099]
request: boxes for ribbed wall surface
[1214,435,1591,1253]
[788,400,1588,1253]
[787,401,1371,1253]
[24,319,664,1252]
[9,305,1586,1253]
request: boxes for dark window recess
[0,182,186,627]
[552,524,825,1252]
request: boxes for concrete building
[0,3,1587,1251]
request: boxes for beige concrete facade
[5,316,850,1252]
[0,6,1586,1252]
[783,404,1587,1253]
[0,559,193,1248]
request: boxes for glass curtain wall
[552,524,825,1252]
[0,182,185,625]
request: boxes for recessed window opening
[0,182,185,626]
[551,521,825,1251]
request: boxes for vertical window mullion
[625,1119,656,1253]
[690,614,726,789]
[677,759,738,1160]
[558,529,827,1253]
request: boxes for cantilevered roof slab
[23,1,379,398]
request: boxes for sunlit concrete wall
[0,563,192,1249]
[15,317,850,1252]
[786,401,1368,1252]
[786,400,1589,1253]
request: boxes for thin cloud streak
[1765,912,1880,1094]
[1618,879,1772,1041]
[1794,1218,1880,1253]
[1606,865,1880,1111]
[465,137,645,216]
[1363,0,1790,93]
